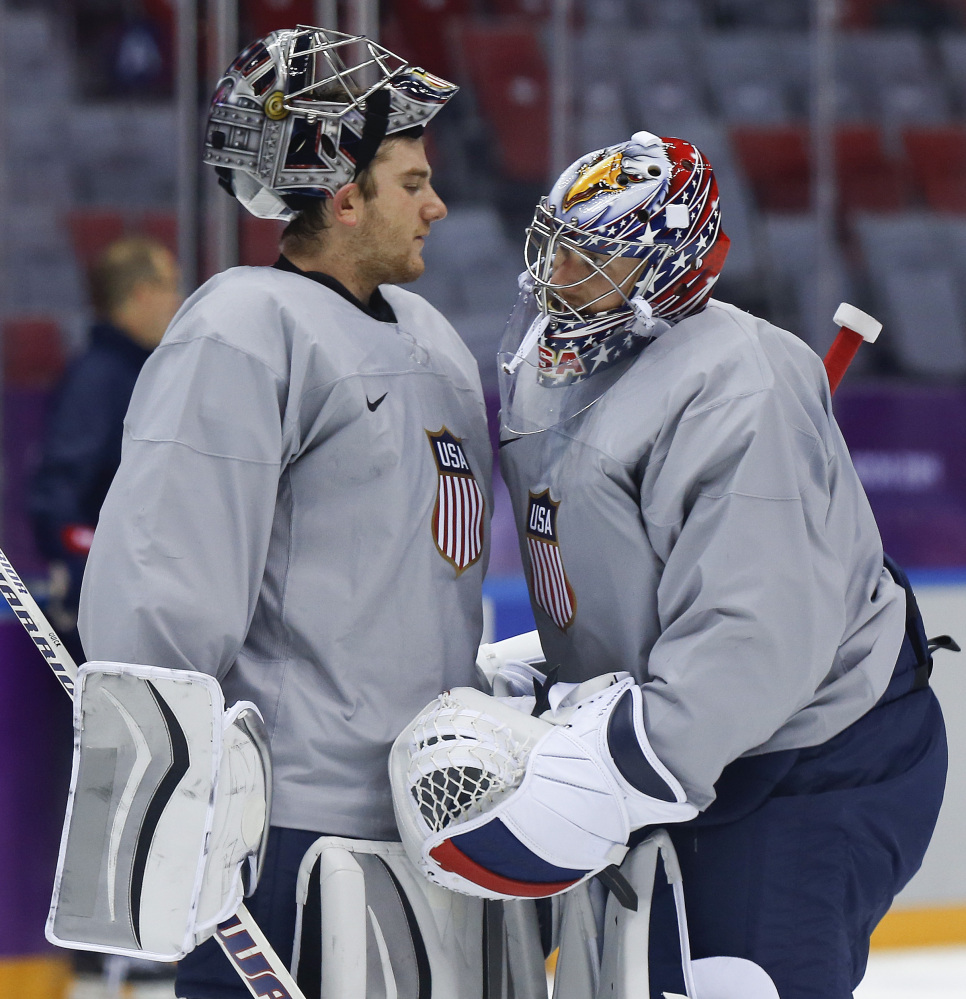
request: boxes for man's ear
[332,182,362,228]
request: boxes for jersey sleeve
[638,387,847,803]
[78,333,288,680]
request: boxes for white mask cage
[204,24,458,219]
[523,201,671,340]
[280,26,411,120]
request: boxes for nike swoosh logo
[367,392,388,411]
[499,435,522,448]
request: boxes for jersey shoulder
[162,266,371,374]
[381,284,484,382]
[645,300,826,398]
[169,266,323,337]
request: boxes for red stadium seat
[243,0,315,42]
[139,211,178,255]
[843,0,966,30]
[65,209,126,267]
[835,124,908,212]
[840,0,886,28]
[730,125,811,212]
[241,215,285,266]
[903,126,966,213]
[68,209,181,270]
[455,22,550,184]
[488,0,552,16]
[385,0,472,79]
[2,317,65,389]
[731,124,908,214]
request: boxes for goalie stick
[824,302,882,394]
[0,547,308,999]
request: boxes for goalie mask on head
[523,130,731,364]
[203,25,458,221]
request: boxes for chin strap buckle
[629,296,673,341]
[629,295,657,329]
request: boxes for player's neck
[285,243,377,307]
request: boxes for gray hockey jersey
[79,266,492,838]
[499,300,905,810]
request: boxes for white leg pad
[552,879,608,999]
[553,832,780,999]
[46,662,271,961]
[292,837,547,999]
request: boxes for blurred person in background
[28,235,181,664]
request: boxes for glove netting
[406,692,533,834]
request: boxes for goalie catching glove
[390,673,697,900]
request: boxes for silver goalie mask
[203,25,458,221]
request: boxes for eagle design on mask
[562,146,667,212]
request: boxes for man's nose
[551,254,581,286]
[424,188,447,222]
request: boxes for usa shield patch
[525,490,576,631]
[427,428,485,574]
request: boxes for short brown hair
[279,136,405,257]
[88,237,170,318]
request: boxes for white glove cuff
[598,680,696,829]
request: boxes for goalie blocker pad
[292,837,547,999]
[46,662,272,962]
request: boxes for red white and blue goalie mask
[523,131,731,380]
[203,25,457,220]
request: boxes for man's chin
[392,258,426,286]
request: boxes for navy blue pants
[643,685,946,999]
[176,827,322,999]
[641,558,948,999]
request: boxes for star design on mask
[669,252,689,276]
[591,342,612,371]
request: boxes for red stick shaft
[824,326,864,395]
